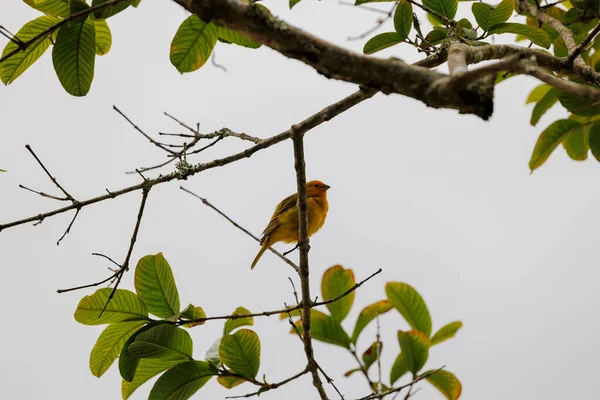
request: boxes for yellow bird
[251,180,331,269]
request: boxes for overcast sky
[1,1,599,400]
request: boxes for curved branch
[172,0,495,119]
[0,88,375,232]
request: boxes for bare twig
[405,0,453,26]
[347,3,395,41]
[25,145,75,201]
[56,208,80,246]
[19,184,68,201]
[1,88,375,233]
[113,106,176,155]
[180,187,299,271]
[98,186,150,316]
[225,367,310,398]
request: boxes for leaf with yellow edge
[430,321,463,345]
[218,375,247,389]
[386,282,432,336]
[170,15,218,73]
[425,370,462,400]
[351,300,392,344]
[529,119,583,171]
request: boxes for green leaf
[217,375,247,389]
[398,330,430,375]
[430,321,463,345]
[128,324,193,361]
[170,15,218,73]
[424,27,448,45]
[52,18,96,96]
[362,341,382,371]
[224,307,254,335]
[134,253,180,319]
[91,0,133,20]
[385,282,432,336]
[0,16,61,85]
[390,353,409,384]
[559,90,600,116]
[425,370,462,400]
[122,359,184,400]
[205,337,222,367]
[132,0,142,6]
[423,0,458,20]
[217,27,260,49]
[530,88,559,126]
[529,119,583,171]
[293,310,351,348]
[74,288,148,325]
[588,121,600,161]
[93,19,112,55]
[219,329,261,379]
[563,124,589,161]
[472,0,513,31]
[363,32,402,55]
[394,0,413,41]
[290,0,302,8]
[179,304,207,328]
[488,23,551,48]
[321,265,355,323]
[457,18,473,29]
[351,300,393,344]
[149,360,217,400]
[526,84,551,104]
[23,0,69,17]
[119,321,169,382]
[90,321,145,377]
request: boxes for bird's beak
[323,184,331,190]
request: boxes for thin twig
[56,208,81,246]
[113,106,176,155]
[567,22,600,65]
[347,3,395,41]
[180,187,299,271]
[25,145,75,201]
[350,349,376,389]
[405,0,453,26]
[225,367,310,398]
[19,184,68,201]
[97,186,150,316]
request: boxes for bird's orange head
[306,180,331,197]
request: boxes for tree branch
[172,0,494,119]
[291,122,327,399]
[0,88,375,233]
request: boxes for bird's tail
[251,240,269,270]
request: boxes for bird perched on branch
[251,180,331,269]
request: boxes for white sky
[1,1,599,400]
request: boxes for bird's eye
[314,184,318,188]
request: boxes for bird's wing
[261,193,298,240]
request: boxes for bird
[251,180,331,269]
